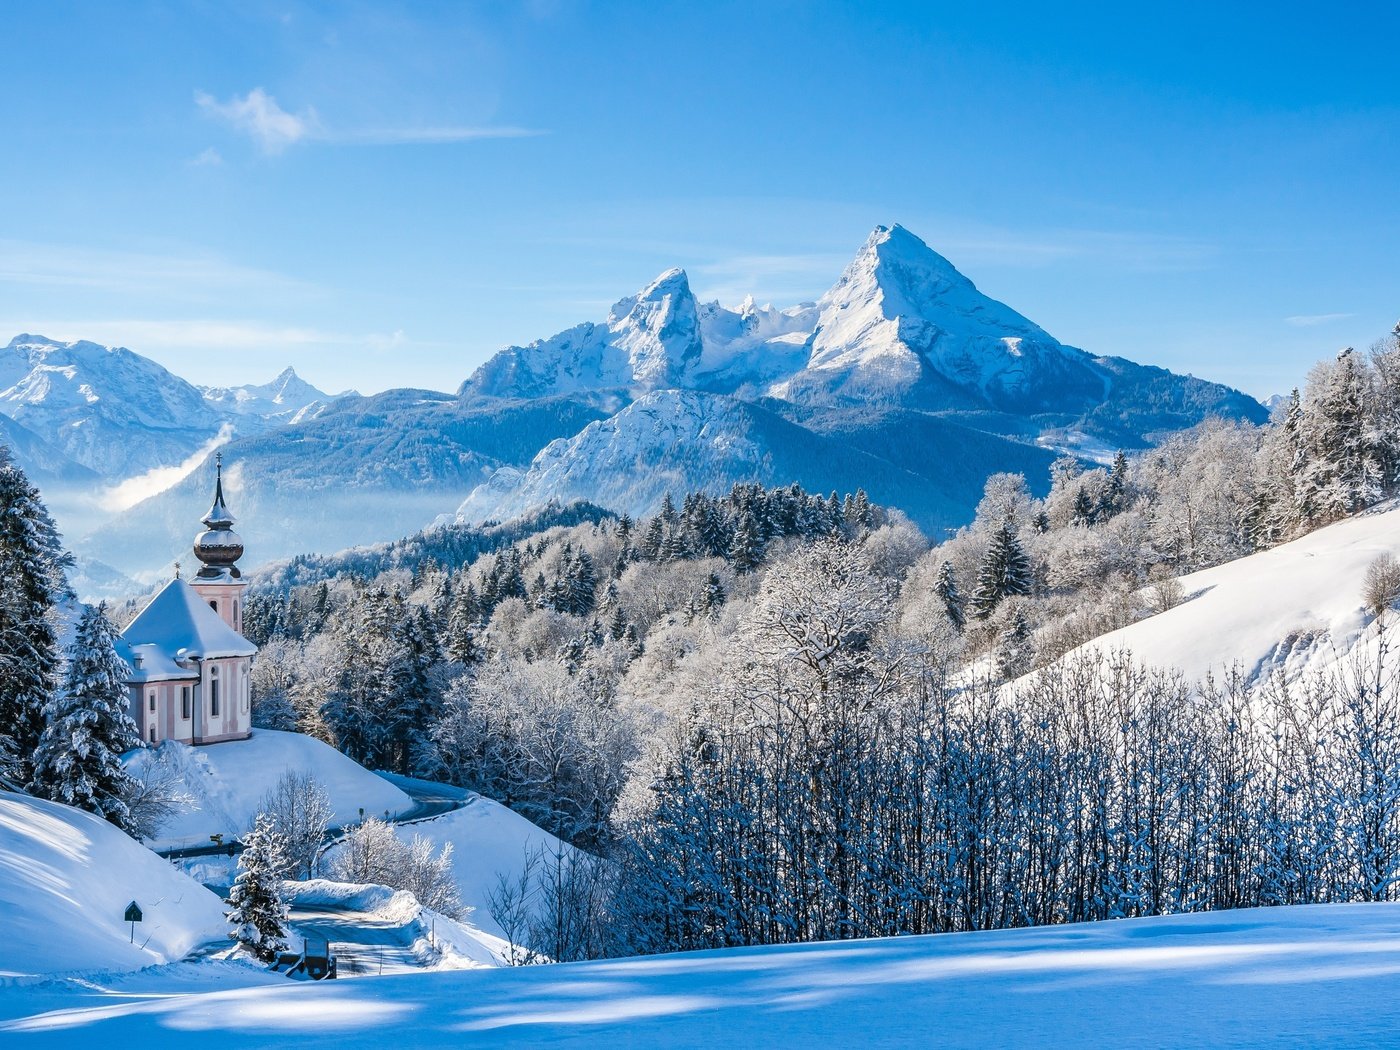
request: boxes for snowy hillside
[126,730,413,850]
[454,388,1058,531]
[4,903,1399,1046]
[1060,502,1400,686]
[334,792,580,945]
[0,790,226,978]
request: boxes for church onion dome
[193,453,244,579]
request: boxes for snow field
[0,790,227,979]
[3,903,1400,1047]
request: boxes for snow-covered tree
[226,813,291,962]
[0,458,68,781]
[31,603,141,828]
[934,560,964,630]
[970,519,1032,619]
[258,771,334,879]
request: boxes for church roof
[119,578,255,682]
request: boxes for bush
[1363,552,1400,618]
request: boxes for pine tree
[934,560,965,630]
[226,813,291,962]
[729,514,763,574]
[0,459,67,782]
[970,519,1033,619]
[31,604,141,829]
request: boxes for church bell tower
[190,453,248,635]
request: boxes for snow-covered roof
[115,639,200,683]
[119,578,255,679]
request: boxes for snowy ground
[4,904,1400,1047]
[126,729,413,851]
[1063,501,1400,686]
[0,791,227,979]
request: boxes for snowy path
[5,903,1400,1047]
[287,905,431,977]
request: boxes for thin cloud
[195,88,314,154]
[1285,312,1354,327]
[331,126,544,145]
[0,240,319,302]
[0,318,419,355]
[195,87,541,153]
[189,147,224,167]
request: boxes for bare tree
[258,770,334,879]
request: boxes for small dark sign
[124,901,143,923]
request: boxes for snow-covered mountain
[454,388,1061,530]
[453,224,1264,529]
[200,366,353,424]
[781,224,1108,412]
[0,334,223,479]
[82,390,612,577]
[5,224,1269,583]
[461,224,1263,439]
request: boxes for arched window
[148,690,156,712]
[149,726,156,743]
[209,600,218,613]
[210,665,220,718]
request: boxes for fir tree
[970,519,1033,619]
[226,813,291,962]
[31,604,141,829]
[0,458,67,782]
[934,560,965,630]
[729,514,763,574]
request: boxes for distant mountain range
[2,225,1267,586]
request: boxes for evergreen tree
[446,583,482,664]
[934,560,965,630]
[729,514,763,574]
[0,458,67,781]
[226,813,291,962]
[970,519,1033,619]
[1105,449,1130,516]
[31,604,141,829]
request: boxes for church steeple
[193,453,244,580]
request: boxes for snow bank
[0,791,227,979]
[1061,502,1400,687]
[5,903,1400,1046]
[126,729,413,850]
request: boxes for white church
[117,456,256,745]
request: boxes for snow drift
[0,790,227,978]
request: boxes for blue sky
[1,1,1396,398]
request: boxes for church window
[181,686,191,720]
[210,666,220,717]
[209,600,218,613]
[148,690,156,712]
[149,726,156,743]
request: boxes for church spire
[193,452,244,579]
[202,452,235,529]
